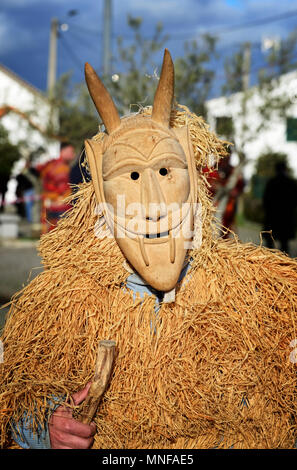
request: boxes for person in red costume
[39,142,75,234]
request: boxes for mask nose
[140,168,167,221]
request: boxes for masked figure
[84,51,198,293]
[0,50,297,450]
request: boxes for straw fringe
[0,106,297,449]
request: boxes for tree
[218,42,252,163]
[219,29,297,164]
[174,35,217,117]
[261,29,297,77]
[105,15,169,115]
[257,29,297,124]
[49,16,169,147]
[51,15,218,148]
[50,72,99,151]
[107,18,217,118]
[222,43,249,95]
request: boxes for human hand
[49,382,96,449]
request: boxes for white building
[0,63,60,163]
[206,70,297,180]
[0,63,61,202]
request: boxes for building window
[216,116,233,137]
[286,117,297,141]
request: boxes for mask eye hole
[130,171,140,180]
[159,167,168,176]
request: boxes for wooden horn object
[80,339,116,424]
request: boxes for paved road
[0,240,43,331]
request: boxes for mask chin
[117,232,188,292]
[112,201,194,292]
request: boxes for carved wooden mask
[85,49,198,292]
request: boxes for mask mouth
[145,230,169,239]
[138,229,175,266]
[103,194,193,242]
[99,195,194,267]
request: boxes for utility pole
[236,41,251,220]
[47,17,59,99]
[103,0,112,76]
[242,42,251,92]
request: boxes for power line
[60,25,263,67]
[60,8,297,42]
[59,33,84,72]
[214,48,297,85]
[56,8,297,90]
[66,28,101,55]
[209,8,297,35]
[176,8,297,38]
[60,20,100,37]
[119,8,297,41]
[58,7,297,51]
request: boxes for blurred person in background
[263,161,297,254]
[16,154,41,224]
[205,149,245,237]
[38,142,75,234]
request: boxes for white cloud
[1,0,56,6]
[125,0,189,18]
[0,13,33,55]
[0,14,15,55]
[113,0,212,29]
[186,0,297,47]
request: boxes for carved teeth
[138,235,149,266]
[168,210,175,264]
[145,231,169,239]
[169,230,175,263]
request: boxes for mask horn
[85,62,121,134]
[151,49,174,126]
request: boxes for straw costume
[1,50,297,449]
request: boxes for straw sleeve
[10,396,62,449]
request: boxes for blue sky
[1,0,297,98]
